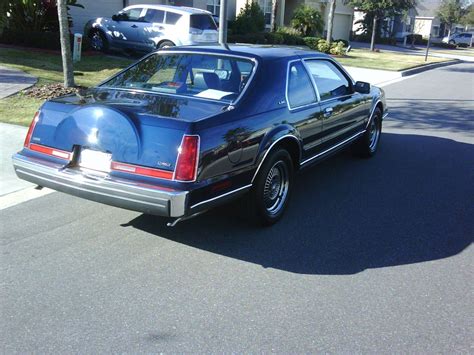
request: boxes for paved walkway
[0,123,34,196]
[351,41,474,62]
[0,65,37,99]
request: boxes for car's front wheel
[449,39,456,45]
[250,149,293,226]
[353,107,382,158]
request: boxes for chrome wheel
[368,118,380,152]
[263,160,289,215]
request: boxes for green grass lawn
[0,48,133,126]
[336,48,450,71]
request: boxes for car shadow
[123,133,473,275]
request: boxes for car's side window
[144,9,165,23]
[287,61,317,109]
[165,12,182,24]
[121,8,144,21]
[305,60,351,101]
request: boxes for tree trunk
[270,0,278,32]
[57,0,75,87]
[326,0,336,43]
[370,15,377,51]
[447,26,451,41]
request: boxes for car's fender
[251,125,302,182]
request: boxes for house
[70,0,354,40]
[352,0,473,41]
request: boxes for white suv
[442,32,473,47]
[85,5,218,52]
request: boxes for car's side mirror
[354,81,371,94]
[112,13,126,21]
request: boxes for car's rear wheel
[250,149,293,226]
[158,40,175,49]
[353,107,382,158]
[449,39,456,45]
[89,30,109,52]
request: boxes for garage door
[332,13,352,41]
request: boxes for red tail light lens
[24,111,40,147]
[174,135,200,182]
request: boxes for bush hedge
[0,28,91,50]
[227,32,305,45]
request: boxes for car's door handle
[131,24,138,28]
[323,107,333,118]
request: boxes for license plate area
[78,148,112,173]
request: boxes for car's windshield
[101,53,255,103]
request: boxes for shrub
[334,38,349,47]
[291,5,324,37]
[406,34,423,45]
[232,1,265,35]
[316,39,331,53]
[303,36,322,50]
[276,26,301,36]
[329,41,345,55]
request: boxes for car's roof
[124,4,211,15]
[161,44,329,61]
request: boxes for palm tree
[57,0,75,87]
[326,0,337,43]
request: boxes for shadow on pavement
[124,133,473,275]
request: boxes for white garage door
[332,13,352,41]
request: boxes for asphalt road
[1,63,473,353]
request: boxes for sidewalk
[345,66,402,87]
[0,123,33,196]
[351,41,474,62]
[0,65,37,99]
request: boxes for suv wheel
[90,30,108,52]
[158,40,175,49]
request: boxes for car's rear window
[101,53,256,103]
[190,14,217,31]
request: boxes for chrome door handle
[323,107,333,118]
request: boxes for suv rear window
[190,14,217,30]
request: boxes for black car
[13,45,388,226]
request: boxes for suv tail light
[174,135,199,182]
[24,111,40,147]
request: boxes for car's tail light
[174,135,199,182]
[24,111,40,147]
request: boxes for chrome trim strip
[251,134,301,183]
[285,59,319,111]
[98,50,259,107]
[301,130,365,166]
[189,184,252,210]
[367,99,383,128]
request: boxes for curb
[400,59,461,77]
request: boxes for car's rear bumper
[12,153,188,217]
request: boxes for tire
[158,40,175,49]
[89,30,109,52]
[250,149,293,226]
[353,107,382,158]
[449,40,456,45]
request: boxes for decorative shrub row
[0,29,91,50]
[303,37,346,55]
[228,32,306,46]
